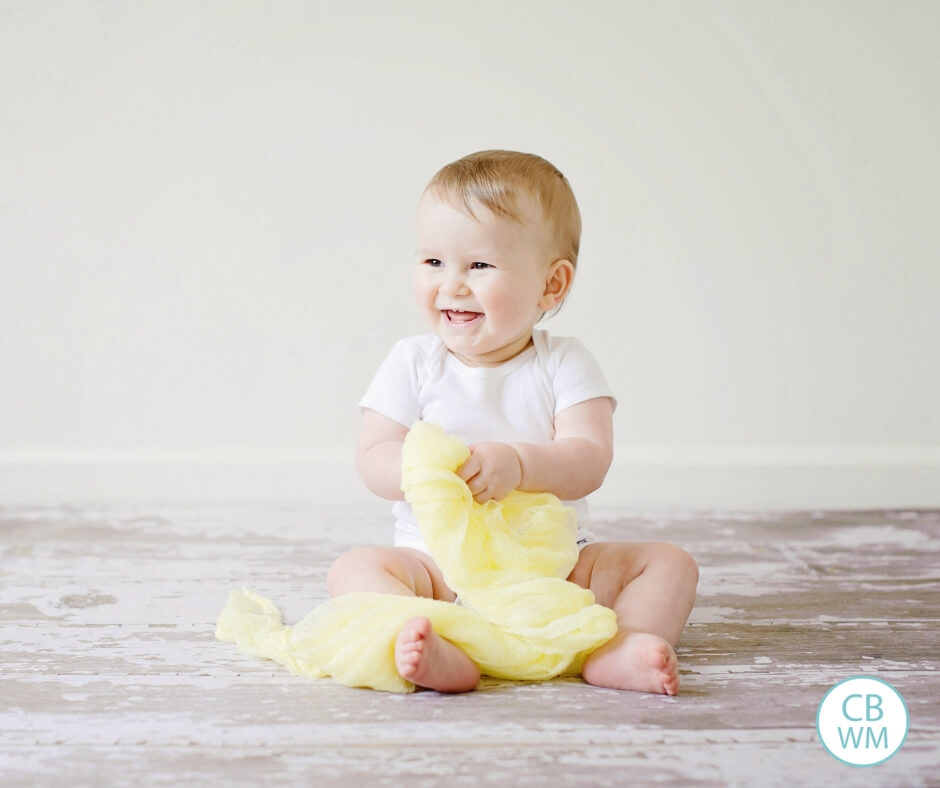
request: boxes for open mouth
[443,309,483,326]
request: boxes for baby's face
[414,189,561,367]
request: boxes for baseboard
[594,445,940,511]
[1,445,938,510]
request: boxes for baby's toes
[662,656,680,695]
[408,617,432,643]
[402,639,423,660]
[650,646,669,670]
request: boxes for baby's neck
[448,335,534,368]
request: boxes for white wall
[1,0,938,510]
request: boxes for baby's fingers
[470,485,493,504]
[457,455,479,482]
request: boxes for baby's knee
[653,542,699,586]
[326,546,431,598]
[326,547,383,596]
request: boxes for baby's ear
[540,259,574,308]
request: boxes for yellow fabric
[215,421,617,693]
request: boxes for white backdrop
[1,1,937,509]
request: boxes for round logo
[816,676,909,766]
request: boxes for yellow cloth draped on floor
[215,421,618,693]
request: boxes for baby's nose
[440,272,471,297]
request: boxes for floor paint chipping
[1,506,938,787]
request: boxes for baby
[328,150,699,694]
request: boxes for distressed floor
[1,506,938,787]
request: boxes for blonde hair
[424,150,582,270]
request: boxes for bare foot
[581,631,680,695]
[394,617,480,693]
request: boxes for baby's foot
[394,617,480,693]
[581,631,680,695]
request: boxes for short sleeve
[551,337,618,415]
[357,339,423,428]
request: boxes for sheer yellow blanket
[215,421,617,693]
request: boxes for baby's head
[415,150,582,367]
[425,150,582,277]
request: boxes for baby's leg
[326,546,479,692]
[327,545,458,600]
[568,542,698,695]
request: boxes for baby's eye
[424,259,442,267]
[471,261,491,270]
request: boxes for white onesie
[357,328,617,554]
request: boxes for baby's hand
[457,442,523,504]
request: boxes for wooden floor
[1,506,938,787]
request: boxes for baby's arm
[355,408,409,501]
[511,396,614,501]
